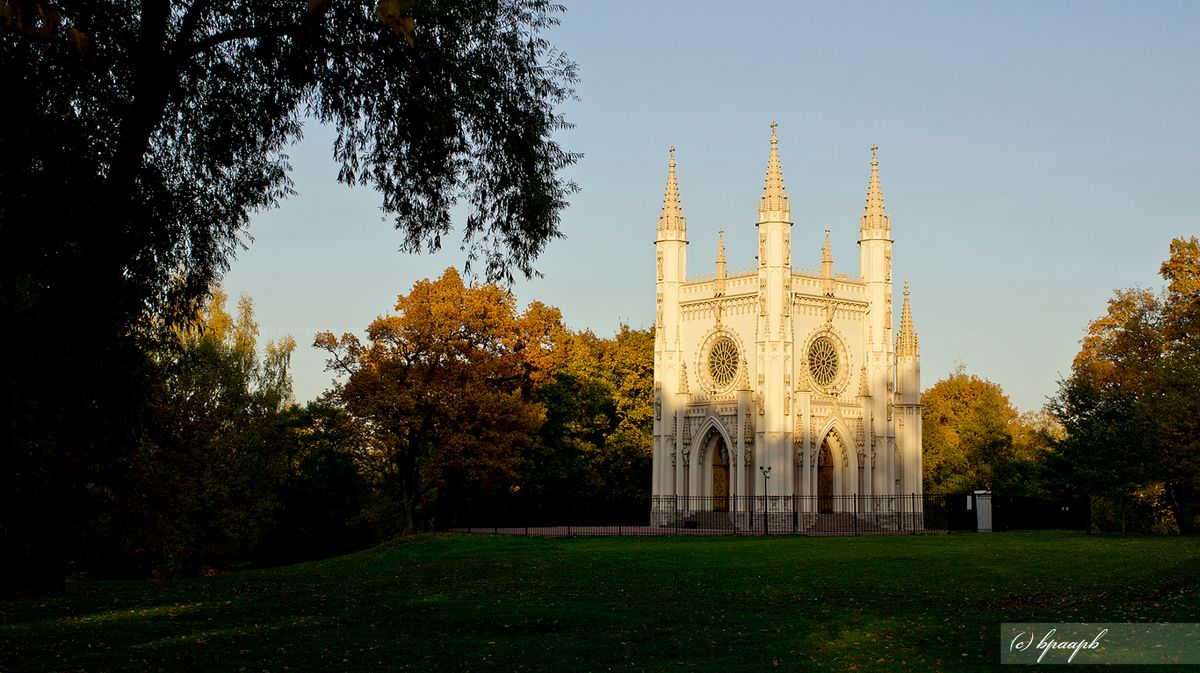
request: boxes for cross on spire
[658,146,685,232]
[759,122,789,221]
[860,144,890,236]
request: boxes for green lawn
[2,532,1197,672]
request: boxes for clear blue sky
[224,0,1199,414]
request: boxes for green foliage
[512,325,654,524]
[89,290,298,575]
[260,402,373,564]
[2,533,1198,672]
[1051,237,1200,534]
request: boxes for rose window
[807,337,839,387]
[707,337,739,388]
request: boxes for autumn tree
[1002,410,1064,497]
[1050,236,1200,534]
[2,0,577,590]
[921,366,1019,496]
[316,268,563,534]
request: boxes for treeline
[922,236,1199,535]
[11,239,1195,584]
[65,269,654,578]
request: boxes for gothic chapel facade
[651,124,922,527]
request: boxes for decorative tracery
[708,337,739,388]
[807,336,839,387]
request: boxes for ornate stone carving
[647,134,922,507]
[783,375,791,415]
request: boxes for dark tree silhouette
[1,0,578,591]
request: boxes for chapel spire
[758,122,790,222]
[860,144,891,238]
[897,281,919,357]
[658,146,686,233]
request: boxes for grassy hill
[2,532,1197,672]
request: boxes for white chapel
[650,124,923,528]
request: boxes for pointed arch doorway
[711,437,729,512]
[818,439,834,513]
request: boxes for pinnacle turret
[860,145,891,238]
[658,147,686,232]
[897,281,919,357]
[758,122,790,222]
[820,228,833,277]
[820,228,835,296]
[716,230,727,278]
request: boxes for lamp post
[759,465,772,535]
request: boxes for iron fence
[454,492,1090,536]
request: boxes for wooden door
[818,442,833,513]
[712,443,729,512]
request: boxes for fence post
[853,495,858,536]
